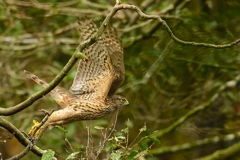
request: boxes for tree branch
[150,131,240,155]
[196,140,240,160]
[0,109,55,159]
[0,117,44,156]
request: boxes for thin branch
[0,51,78,115]
[115,4,240,48]
[196,140,240,160]
[168,56,239,70]
[96,109,119,158]
[0,109,55,159]
[150,131,240,155]
[0,116,44,156]
[6,145,32,160]
[2,2,239,50]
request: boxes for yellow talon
[28,119,43,136]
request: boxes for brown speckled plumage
[24,17,128,126]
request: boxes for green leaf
[56,126,68,133]
[139,125,147,132]
[226,91,236,100]
[148,136,161,144]
[138,141,148,151]
[127,150,138,158]
[121,127,129,134]
[42,150,55,160]
[105,141,113,151]
[78,146,86,152]
[110,150,122,160]
[66,152,80,160]
[135,150,148,159]
[143,129,151,136]
[94,126,104,130]
[124,119,134,128]
[112,144,118,150]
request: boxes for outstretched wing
[70,17,114,100]
[103,27,125,96]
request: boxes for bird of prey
[24,17,129,127]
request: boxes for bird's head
[106,95,129,111]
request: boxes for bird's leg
[28,119,44,136]
[46,108,82,126]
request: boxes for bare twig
[111,4,240,48]
[96,109,119,157]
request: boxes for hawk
[24,17,129,127]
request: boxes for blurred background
[0,0,240,159]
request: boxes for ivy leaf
[42,150,55,160]
[66,152,80,160]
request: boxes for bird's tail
[24,70,49,88]
[24,70,72,108]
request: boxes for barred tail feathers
[24,70,72,108]
[24,70,49,88]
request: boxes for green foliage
[42,150,55,160]
[66,152,80,160]
[56,125,68,133]
[56,123,160,159]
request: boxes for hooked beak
[125,100,130,106]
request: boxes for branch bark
[196,140,240,160]
[0,117,44,156]
[150,131,240,155]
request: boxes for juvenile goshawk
[24,17,128,126]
